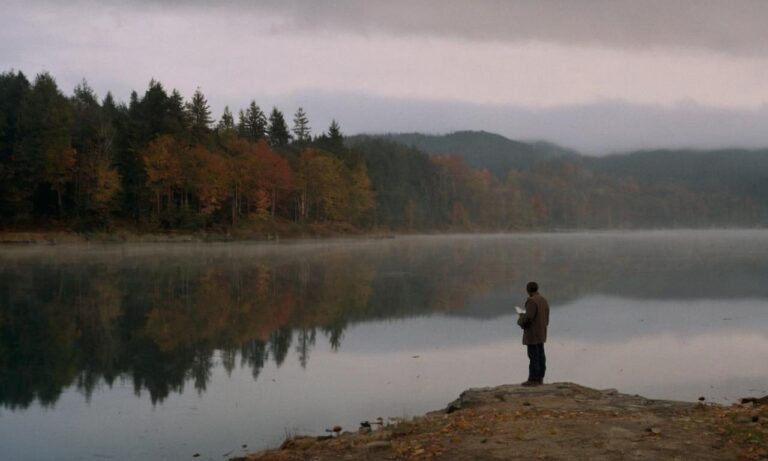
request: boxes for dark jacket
[517,293,550,345]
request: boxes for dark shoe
[521,381,536,387]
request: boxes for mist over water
[1,230,767,460]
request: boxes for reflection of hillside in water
[452,231,768,317]
[1,231,766,408]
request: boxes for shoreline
[1,227,766,247]
[0,227,396,245]
[235,383,767,461]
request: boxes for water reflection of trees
[2,233,768,408]
[0,252,382,408]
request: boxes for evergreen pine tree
[267,107,291,147]
[140,79,171,141]
[237,109,248,138]
[218,106,235,132]
[0,71,30,160]
[15,72,74,217]
[327,119,343,144]
[241,101,267,142]
[70,79,102,155]
[100,92,128,151]
[70,81,122,226]
[186,88,211,143]
[0,70,31,219]
[291,107,311,143]
[321,119,345,153]
[122,89,151,221]
[167,89,190,138]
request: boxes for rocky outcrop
[235,383,768,461]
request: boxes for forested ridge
[1,69,766,234]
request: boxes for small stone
[192,454,200,458]
[365,441,392,451]
[698,396,706,402]
[752,415,759,422]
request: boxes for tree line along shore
[2,69,768,236]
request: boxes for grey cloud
[92,0,768,56]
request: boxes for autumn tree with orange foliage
[249,140,293,218]
[189,145,229,219]
[295,148,374,225]
[141,135,182,219]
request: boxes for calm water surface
[1,230,767,460]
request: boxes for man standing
[517,281,550,386]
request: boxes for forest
[1,69,767,233]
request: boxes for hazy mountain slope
[583,149,768,196]
[351,131,768,199]
[349,131,578,177]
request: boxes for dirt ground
[234,382,768,461]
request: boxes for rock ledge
[235,382,768,461]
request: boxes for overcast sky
[4,0,768,154]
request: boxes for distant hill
[348,131,579,178]
[350,131,768,199]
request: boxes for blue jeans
[527,344,546,382]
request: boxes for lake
[1,230,767,460]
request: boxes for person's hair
[526,281,539,294]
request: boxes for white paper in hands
[515,305,526,315]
